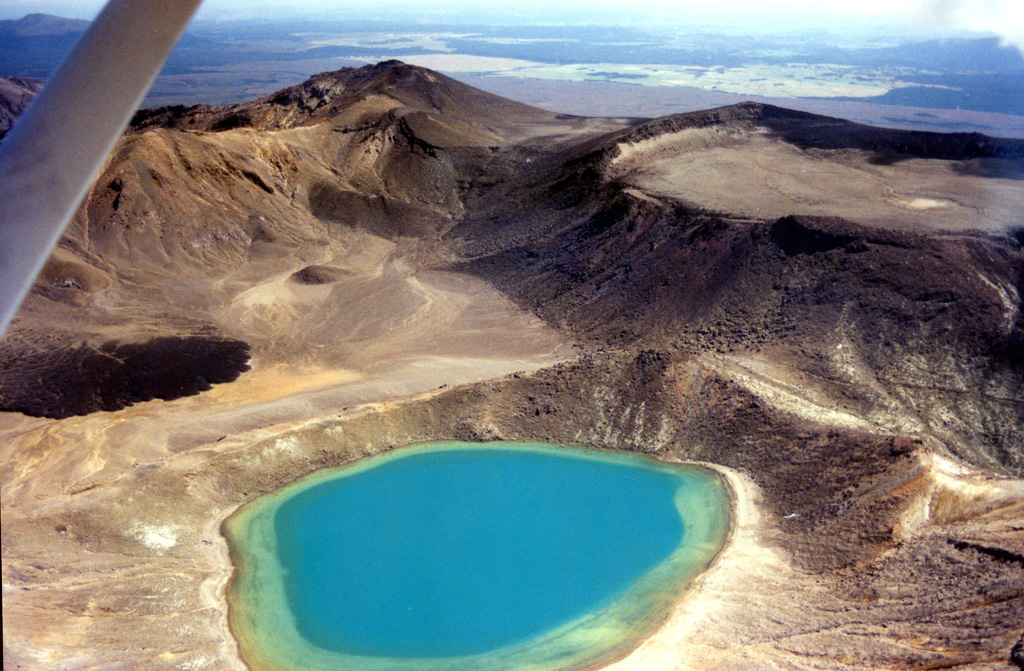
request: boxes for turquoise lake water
[225,441,730,671]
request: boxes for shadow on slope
[0,336,250,419]
[450,133,1024,474]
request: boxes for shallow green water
[225,441,730,671]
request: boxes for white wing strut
[0,0,203,336]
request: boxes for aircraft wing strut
[0,0,203,335]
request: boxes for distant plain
[3,13,1024,135]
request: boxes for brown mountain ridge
[2,61,1023,671]
[0,75,43,139]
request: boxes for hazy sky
[2,0,1022,51]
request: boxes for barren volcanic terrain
[2,61,1023,670]
[0,75,43,139]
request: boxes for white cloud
[913,0,1024,53]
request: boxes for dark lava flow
[0,336,250,418]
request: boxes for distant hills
[0,13,88,80]
[1,12,1022,127]
[0,13,89,36]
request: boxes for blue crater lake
[224,441,730,671]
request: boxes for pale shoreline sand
[599,462,779,671]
